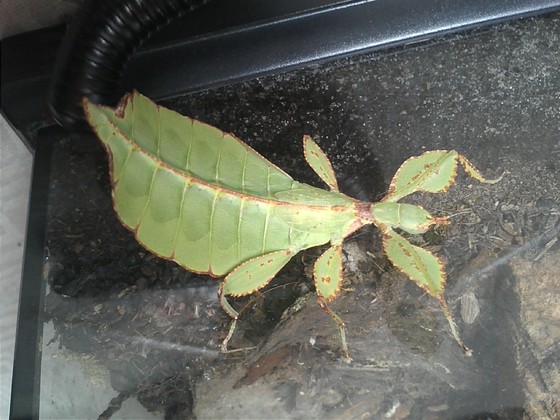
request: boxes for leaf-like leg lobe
[385,150,503,202]
[219,250,295,352]
[222,249,295,297]
[383,228,470,355]
[314,245,349,358]
[314,245,343,301]
[303,135,339,191]
[385,150,459,202]
[382,228,445,298]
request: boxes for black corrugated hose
[48,0,209,129]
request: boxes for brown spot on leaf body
[397,242,412,257]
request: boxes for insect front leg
[313,244,350,359]
[218,249,295,353]
[302,135,340,191]
[457,153,504,184]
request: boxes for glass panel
[38,14,559,419]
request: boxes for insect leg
[438,297,473,357]
[218,283,240,353]
[457,154,504,184]
[382,228,471,356]
[302,135,339,191]
[219,249,295,352]
[313,245,350,359]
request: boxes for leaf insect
[83,91,502,358]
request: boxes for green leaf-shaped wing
[84,91,296,199]
[83,92,356,279]
[82,92,305,276]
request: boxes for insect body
[84,91,501,358]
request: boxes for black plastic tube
[48,0,209,129]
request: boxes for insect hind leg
[218,283,239,353]
[317,297,350,359]
[218,249,295,353]
[313,245,350,359]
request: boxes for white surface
[0,0,78,39]
[40,321,160,420]
[0,115,33,419]
[0,116,161,419]
[0,3,162,417]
